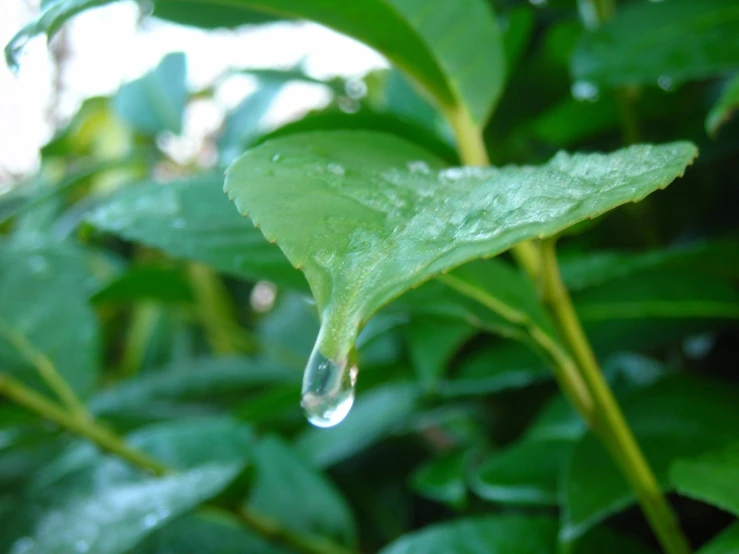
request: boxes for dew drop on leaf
[301,346,357,428]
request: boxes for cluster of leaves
[1,0,739,553]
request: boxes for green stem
[0,372,353,554]
[0,316,89,420]
[540,241,691,554]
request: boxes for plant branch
[0,316,88,420]
[540,240,691,554]
[0,372,354,554]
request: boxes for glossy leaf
[697,523,739,554]
[378,515,558,554]
[86,174,305,289]
[572,0,739,87]
[0,243,100,398]
[6,0,504,126]
[670,444,739,516]
[4,418,251,554]
[247,436,356,546]
[472,439,572,506]
[113,52,187,136]
[707,74,739,136]
[563,377,739,541]
[225,130,696,361]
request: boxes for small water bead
[657,75,673,92]
[271,153,282,162]
[301,347,358,428]
[327,163,346,176]
[571,80,600,102]
[407,160,431,175]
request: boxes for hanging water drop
[301,347,357,428]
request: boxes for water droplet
[338,97,359,114]
[345,79,367,99]
[10,537,35,554]
[657,75,673,91]
[327,163,345,176]
[250,281,277,313]
[407,160,430,174]
[271,153,281,162]
[143,513,159,529]
[571,80,600,102]
[74,540,89,553]
[171,218,186,229]
[301,347,357,428]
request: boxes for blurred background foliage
[0,0,739,553]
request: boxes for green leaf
[7,0,505,126]
[472,439,572,506]
[404,318,475,390]
[0,243,100,398]
[574,526,657,554]
[572,0,739,87]
[296,383,420,468]
[563,376,739,541]
[91,265,194,305]
[410,449,469,508]
[5,417,251,554]
[113,52,187,135]
[247,436,356,546]
[225,130,696,361]
[138,512,290,554]
[90,357,298,423]
[670,443,739,516]
[707,74,739,136]
[574,270,739,322]
[378,515,558,554]
[697,523,739,554]
[151,2,279,29]
[86,174,305,289]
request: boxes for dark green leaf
[472,439,572,506]
[296,383,420,468]
[404,318,475,390]
[563,376,739,541]
[410,449,469,508]
[697,523,739,554]
[152,3,279,29]
[86,174,305,289]
[91,265,194,305]
[378,515,558,554]
[707,74,739,136]
[670,443,739,516]
[572,0,739,87]
[113,53,187,135]
[225,130,696,361]
[574,525,657,554]
[247,436,356,546]
[0,243,100,398]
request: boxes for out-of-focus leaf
[670,443,739,516]
[472,439,572,506]
[529,96,619,147]
[707,74,739,136]
[410,449,469,508]
[574,526,657,554]
[379,515,558,554]
[572,0,739,87]
[697,523,739,554]
[501,6,535,74]
[257,292,319,362]
[404,318,475,390]
[560,238,739,291]
[86,174,305,289]
[113,53,187,135]
[3,417,251,554]
[138,512,290,554]
[247,436,356,547]
[441,341,550,397]
[7,0,505,127]
[91,265,194,305]
[296,383,420,468]
[90,357,298,422]
[151,3,279,29]
[225,130,696,361]
[575,270,739,322]
[563,376,739,542]
[0,243,100,399]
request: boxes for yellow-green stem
[540,241,691,554]
[0,316,88,420]
[0,371,353,554]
